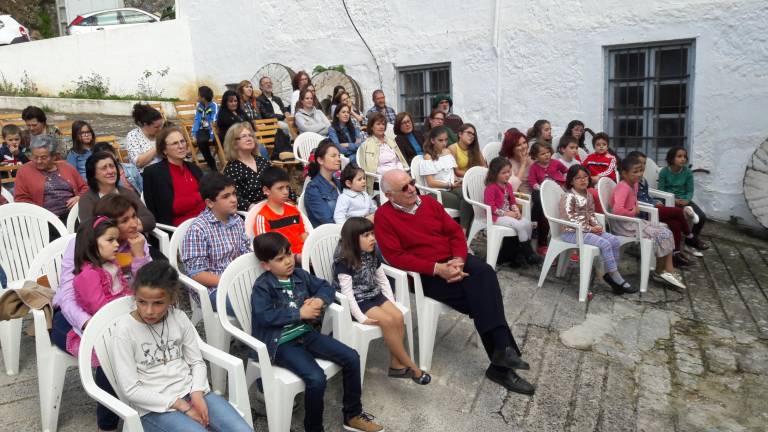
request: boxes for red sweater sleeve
[528,164,543,189]
[484,184,503,221]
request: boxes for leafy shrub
[0,71,41,96]
[59,72,111,99]
[136,67,170,99]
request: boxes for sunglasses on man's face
[400,179,417,192]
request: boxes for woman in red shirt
[141,126,204,226]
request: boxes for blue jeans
[141,392,252,432]
[209,289,235,316]
[274,331,362,432]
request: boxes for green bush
[0,71,41,96]
[59,73,110,99]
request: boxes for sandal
[387,367,414,379]
[411,370,432,385]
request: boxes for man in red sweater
[374,169,534,395]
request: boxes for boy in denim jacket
[250,232,384,432]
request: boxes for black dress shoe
[603,274,637,295]
[485,366,535,395]
[673,252,691,267]
[490,347,530,370]
[685,236,709,250]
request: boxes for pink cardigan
[13,161,88,206]
[66,262,133,362]
[484,182,518,222]
[611,181,639,217]
[528,159,567,190]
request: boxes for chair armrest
[464,196,494,224]
[237,211,248,218]
[179,274,213,322]
[325,303,345,342]
[382,264,410,311]
[415,184,443,204]
[638,203,659,225]
[649,188,675,207]
[198,339,253,428]
[603,212,643,239]
[517,197,532,221]
[595,213,606,226]
[155,223,176,234]
[332,292,355,345]
[514,192,531,201]
[148,228,170,258]
[216,306,275,379]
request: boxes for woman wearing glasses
[66,120,96,179]
[448,123,486,180]
[141,126,204,226]
[222,122,296,211]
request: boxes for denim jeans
[141,392,252,432]
[274,331,362,432]
[209,289,235,316]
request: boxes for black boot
[520,240,543,265]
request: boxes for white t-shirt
[126,128,159,170]
[419,153,457,190]
[110,308,210,417]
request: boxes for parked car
[0,15,30,45]
[67,8,159,35]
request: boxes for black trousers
[686,200,707,237]
[196,130,218,171]
[419,254,520,359]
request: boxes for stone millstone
[744,137,768,229]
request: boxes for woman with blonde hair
[222,122,295,211]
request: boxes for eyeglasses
[400,179,417,192]
[167,139,187,147]
[464,131,475,136]
[79,131,93,136]
[236,133,254,141]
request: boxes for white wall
[0,18,195,98]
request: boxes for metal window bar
[398,65,451,127]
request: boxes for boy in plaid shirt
[181,172,250,312]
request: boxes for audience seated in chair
[330,90,366,131]
[289,70,312,115]
[365,89,396,125]
[499,128,532,195]
[14,135,88,224]
[126,103,164,171]
[328,104,362,163]
[237,80,261,123]
[374,169,535,395]
[295,87,331,136]
[78,151,155,233]
[526,119,553,148]
[254,167,309,262]
[65,120,96,179]
[250,232,386,432]
[22,105,64,156]
[553,135,582,170]
[92,141,143,195]
[583,132,618,183]
[658,146,709,251]
[257,76,292,137]
[304,140,342,227]
[334,164,376,224]
[50,194,153,431]
[358,113,407,196]
[560,120,594,154]
[192,85,220,171]
[393,112,424,165]
[1,124,28,189]
[432,94,463,133]
[142,126,204,227]
[180,172,250,313]
[423,109,457,145]
[448,123,486,179]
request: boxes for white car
[0,15,30,45]
[67,8,159,35]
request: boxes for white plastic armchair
[0,203,66,377]
[355,145,382,202]
[293,132,324,166]
[24,233,78,432]
[0,186,13,203]
[301,223,413,385]
[66,202,79,233]
[410,155,460,219]
[405,270,451,372]
[243,200,313,240]
[536,180,604,302]
[216,253,344,432]
[462,166,531,269]
[78,296,253,432]
[596,177,654,294]
[481,141,501,164]
[643,158,675,207]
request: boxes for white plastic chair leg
[417,303,441,372]
[189,292,203,325]
[555,252,570,277]
[486,233,502,269]
[538,249,559,287]
[264,386,297,432]
[404,311,415,362]
[578,250,596,302]
[639,239,652,293]
[355,337,371,386]
[0,317,22,375]
[207,328,231,395]
[38,355,69,432]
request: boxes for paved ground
[1,222,767,431]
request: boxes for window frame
[603,39,696,164]
[397,62,452,127]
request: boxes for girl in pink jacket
[484,157,541,265]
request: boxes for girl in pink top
[610,158,685,290]
[483,157,541,265]
[67,216,137,359]
[527,142,568,190]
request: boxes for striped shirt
[180,208,251,283]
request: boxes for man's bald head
[381,169,418,207]
[380,169,408,194]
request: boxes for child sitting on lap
[333,164,376,224]
[251,232,385,432]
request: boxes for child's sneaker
[344,412,384,432]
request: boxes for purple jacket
[53,237,151,331]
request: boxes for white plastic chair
[643,158,675,206]
[293,132,324,166]
[1,186,13,203]
[66,202,79,234]
[481,141,501,164]
[243,200,314,240]
[385,123,396,141]
[216,253,345,432]
[78,296,253,432]
[0,203,67,377]
[168,218,233,394]
[355,145,382,202]
[405,270,451,372]
[536,180,604,302]
[596,177,655,294]
[578,147,589,161]
[24,233,77,432]
[410,155,460,219]
[462,166,531,269]
[301,224,413,385]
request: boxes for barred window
[605,41,694,163]
[398,63,451,127]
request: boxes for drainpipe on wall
[492,0,502,140]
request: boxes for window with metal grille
[398,63,451,127]
[605,41,694,163]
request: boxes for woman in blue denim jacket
[327,104,362,163]
[304,140,342,227]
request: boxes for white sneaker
[684,206,700,225]
[686,246,704,257]
[653,271,687,290]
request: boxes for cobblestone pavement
[1,222,765,431]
